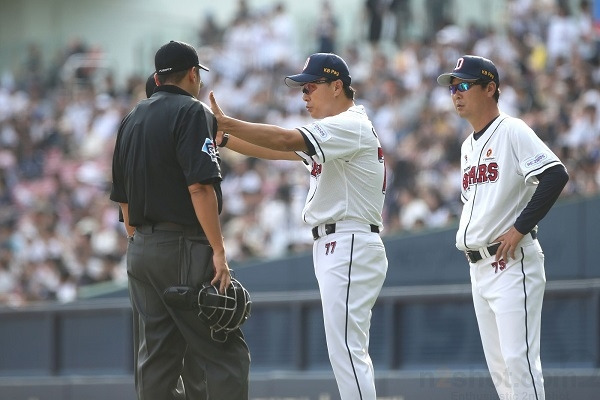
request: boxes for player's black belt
[465,229,538,263]
[137,222,205,236]
[312,223,379,240]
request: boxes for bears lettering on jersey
[463,162,499,190]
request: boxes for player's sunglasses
[448,81,480,95]
[302,79,330,95]
[448,80,492,95]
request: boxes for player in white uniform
[438,55,569,400]
[209,53,388,400]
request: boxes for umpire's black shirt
[110,85,222,227]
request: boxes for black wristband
[219,133,229,148]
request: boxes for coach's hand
[493,226,525,262]
[215,130,225,146]
[209,91,227,128]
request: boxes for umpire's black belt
[465,229,538,263]
[312,221,379,241]
[137,222,205,236]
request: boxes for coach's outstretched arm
[210,91,308,152]
[215,130,303,161]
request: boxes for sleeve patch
[523,152,548,169]
[202,138,218,163]
[310,122,330,141]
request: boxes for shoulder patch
[202,138,218,163]
[310,122,330,141]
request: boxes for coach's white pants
[470,240,546,400]
[313,223,387,400]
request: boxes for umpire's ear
[189,66,201,83]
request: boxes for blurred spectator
[425,0,454,37]
[397,187,430,231]
[265,2,296,69]
[199,13,224,47]
[545,2,579,68]
[364,0,402,50]
[315,0,338,53]
[234,0,251,21]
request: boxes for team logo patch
[486,148,492,157]
[310,122,330,140]
[524,152,548,168]
[202,138,218,163]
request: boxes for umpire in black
[110,40,250,399]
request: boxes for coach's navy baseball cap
[155,40,209,75]
[437,55,499,86]
[285,53,351,87]
[145,73,157,98]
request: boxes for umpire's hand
[211,249,231,294]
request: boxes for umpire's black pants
[127,225,250,400]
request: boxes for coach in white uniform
[438,55,569,400]
[209,53,388,400]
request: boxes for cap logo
[302,57,310,72]
[323,67,339,77]
[481,69,495,80]
[454,58,465,70]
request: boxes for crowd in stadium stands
[0,0,598,305]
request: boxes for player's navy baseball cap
[155,40,209,75]
[437,55,499,86]
[285,53,352,87]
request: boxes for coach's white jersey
[456,113,563,251]
[295,105,386,229]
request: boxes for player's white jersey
[295,105,386,228]
[456,112,563,251]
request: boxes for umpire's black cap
[285,53,351,87]
[437,55,499,86]
[155,40,209,75]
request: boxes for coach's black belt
[312,223,379,240]
[465,229,538,263]
[137,222,205,236]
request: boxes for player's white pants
[313,223,387,400]
[470,239,546,400]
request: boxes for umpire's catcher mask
[163,277,251,342]
[198,277,251,341]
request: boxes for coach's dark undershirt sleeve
[514,165,569,234]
